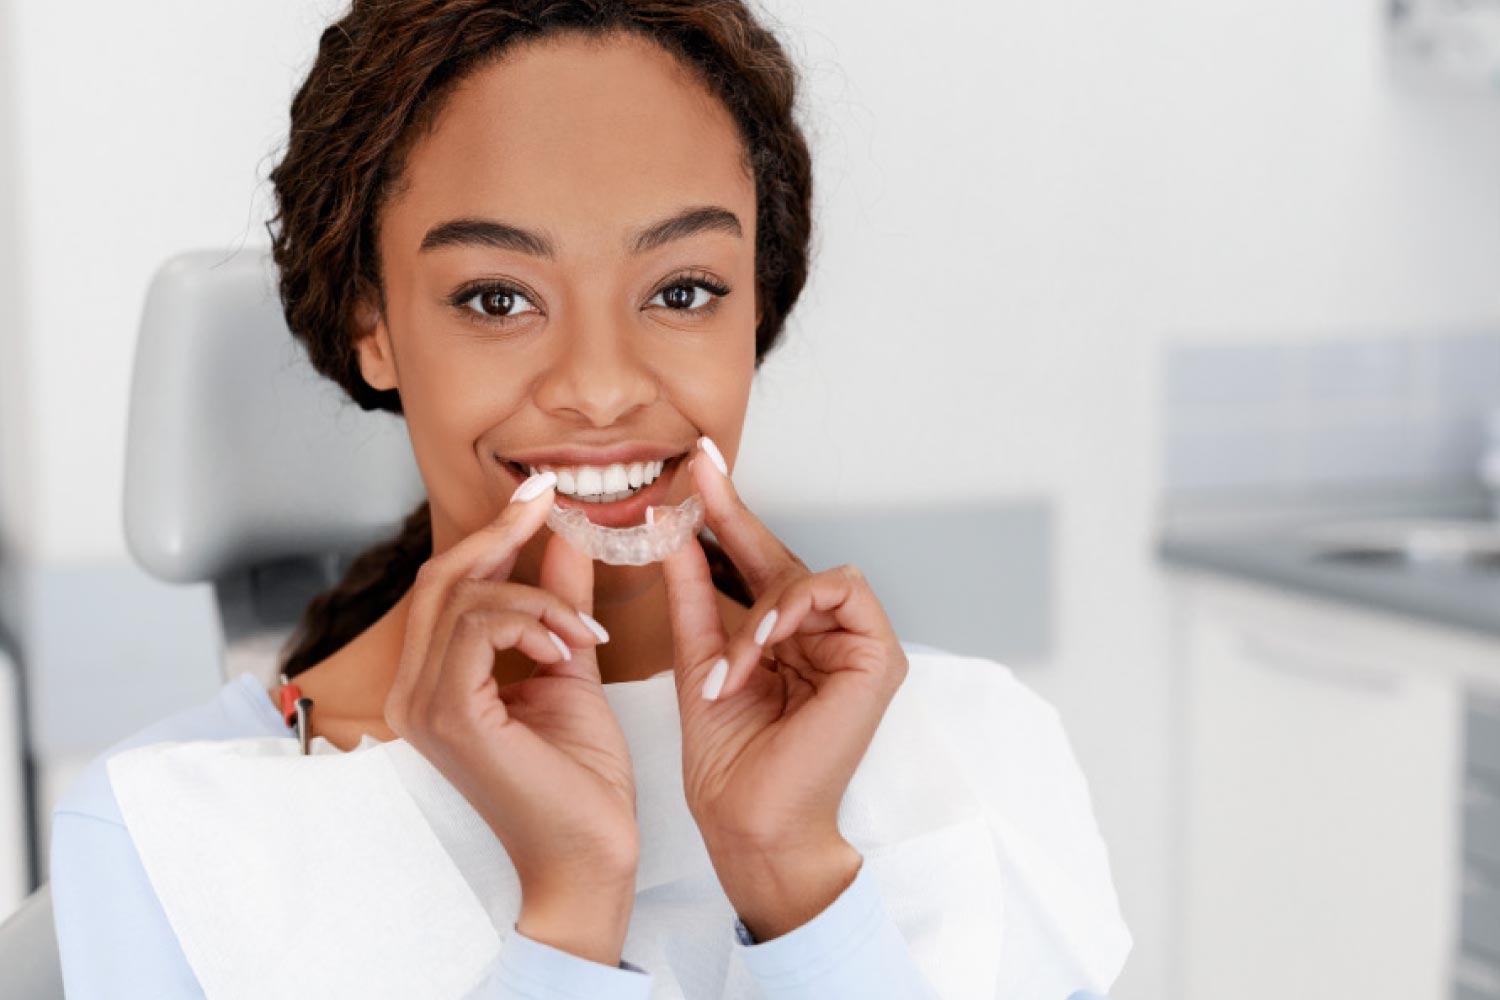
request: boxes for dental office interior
[2,0,1500,997]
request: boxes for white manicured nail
[754,609,778,646]
[578,611,610,643]
[512,470,557,503]
[702,657,729,700]
[546,629,572,661]
[697,436,729,477]
[645,506,655,525]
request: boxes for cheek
[399,338,533,458]
[401,345,537,533]
[662,343,755,437]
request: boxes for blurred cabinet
[1461,693,1500,998]
[1165,571,1497,1000]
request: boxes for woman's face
[355,30,759,596]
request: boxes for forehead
[390,30,755,255]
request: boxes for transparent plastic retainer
[546,494,705,565]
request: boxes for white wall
[4,1,1500,997]
[1,0,345,562]
[0,0,32,576]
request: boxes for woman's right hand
[383,472,640,964]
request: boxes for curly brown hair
[265,0,814,679]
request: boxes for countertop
[1157,485,1500,641]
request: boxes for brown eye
[660,284,702,309]
[649,276,730,313]
[457,284,538,320]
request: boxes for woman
[47,1,1129,997]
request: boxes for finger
[403,486,561,714]
[688,436,807,599]
[539,521,595,616]
[537,528,604,684]
[417,607,568,731]
[657,530,728,699]
[467,473,561,582]
[718,564,895,700]
[415,578,605,710]
[717,573,814,692]
[387,472,556,720]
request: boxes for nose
[532,311,658,426]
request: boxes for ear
[352,293,398,392]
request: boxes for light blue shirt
[49,669,1113,999]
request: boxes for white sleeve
[461,923,652,1000]
[728,853,940,999]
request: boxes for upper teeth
[527,460,666,497]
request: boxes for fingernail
[754,609,778,646]
[645,506,655,525]
[546,628,572,661]
[511,470,557,503]
[702,657,729,700]
[697,436,729,477]
[578,611,610,643]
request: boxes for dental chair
[0,248,425,999]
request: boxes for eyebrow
[418,205,743,257]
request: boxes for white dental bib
[106,652,1131,999]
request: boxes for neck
[587,570,682,683]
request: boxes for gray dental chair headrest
[123,249,425,647]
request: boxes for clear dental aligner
[546,493,705,565]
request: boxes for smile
[497,451,691,528]
[524,458,668,503]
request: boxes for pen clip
[295,697,313,756]
[279,672,314,755]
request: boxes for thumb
[537,527,602,682]
[658,528,728,695]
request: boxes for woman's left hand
[657,437,910,942]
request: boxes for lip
[501,442,688,469]
[496,451,689,529]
